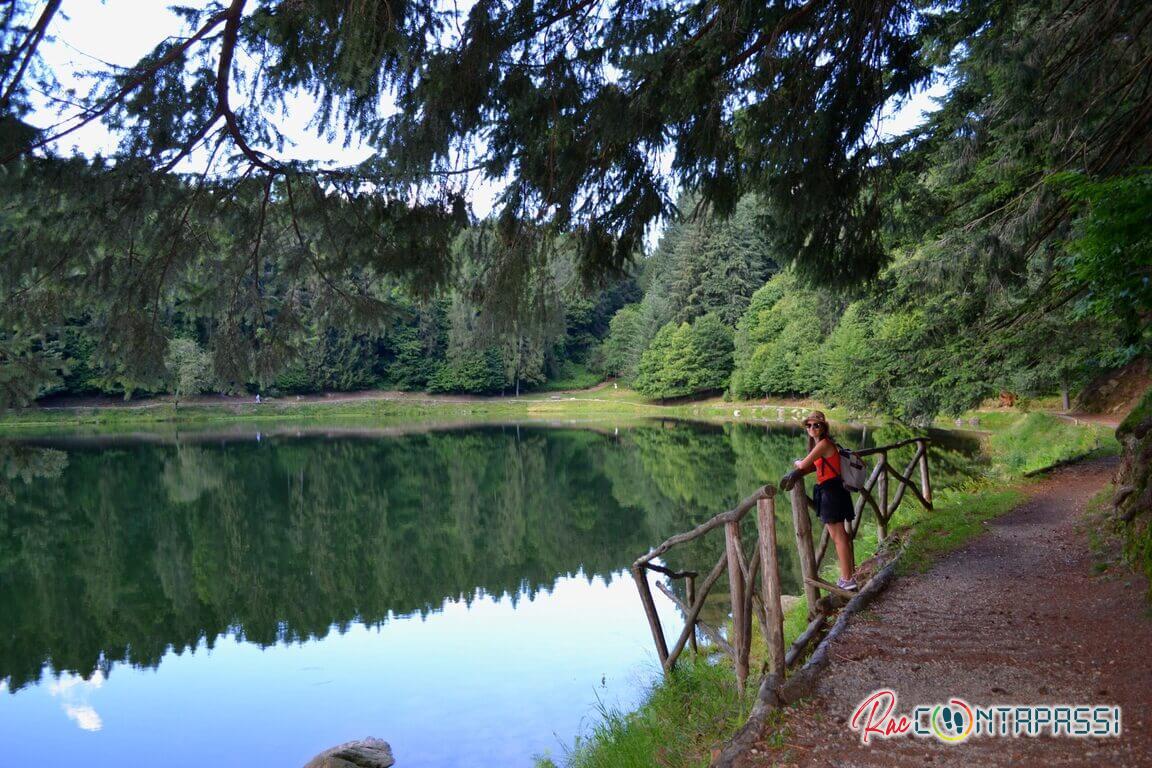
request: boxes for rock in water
[303,738,395,768]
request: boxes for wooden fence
[631,436,934,696]
[631,485,785,693]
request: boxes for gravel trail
[743,457,1152,768]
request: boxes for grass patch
[529,363,606,393]
[538,597,812,768]
[535,657,748,768]
[984,412,1118,476]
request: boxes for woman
[787,411,857,590]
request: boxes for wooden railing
[631,486,785,693]
[632,436,935,695]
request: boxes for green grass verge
[984,412,1118,476]
[535,598,812,768]
[534,657,747,768]
[894,487,1026,574]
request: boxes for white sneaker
[836,577,857,591]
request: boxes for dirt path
[1052,410,1124,429]
[744,457,1152,767]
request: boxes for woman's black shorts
[813,477,855,525]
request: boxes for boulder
[303,738,395,768]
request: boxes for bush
[634,315,733,400]
[427,347,506,394]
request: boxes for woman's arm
[793,438,834,473]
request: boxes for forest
[0,0,1148,422]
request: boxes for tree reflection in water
[0,420,983,693]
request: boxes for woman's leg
[827,522,855,580]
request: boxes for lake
[0,418,983,767]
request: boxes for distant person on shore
[781,411,857,590]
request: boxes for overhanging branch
[1,6,230,163]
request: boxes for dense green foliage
[539,655,753,768]
[598,194,777,395]
[1,0,1148,416]
[4,221,636,401]
[596,0,1150,420]
[632,315,733,400]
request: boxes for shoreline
[0,387,831,432]
[4,384,1079,434]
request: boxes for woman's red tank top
[815,448,841,484]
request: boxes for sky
[28,0,948,226]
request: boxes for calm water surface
[0,419,982,767]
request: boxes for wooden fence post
[686,575,698,656]
[877,451,889,543]
[631,565,670,673]
[919,440,933,506]
[789,481,820,620]
[755,496,785,679]
[725,521,749,693]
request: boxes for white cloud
[47,670,106,732]
[64,704,104,732]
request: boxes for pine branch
[157,111,224,173]
[216,0,279,174]
[726,0,820,73]
[150,131,229,332]
[1,7,230,163]
[284,173,374,309]
[0,0,61,112]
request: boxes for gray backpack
[835,443,869,492]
